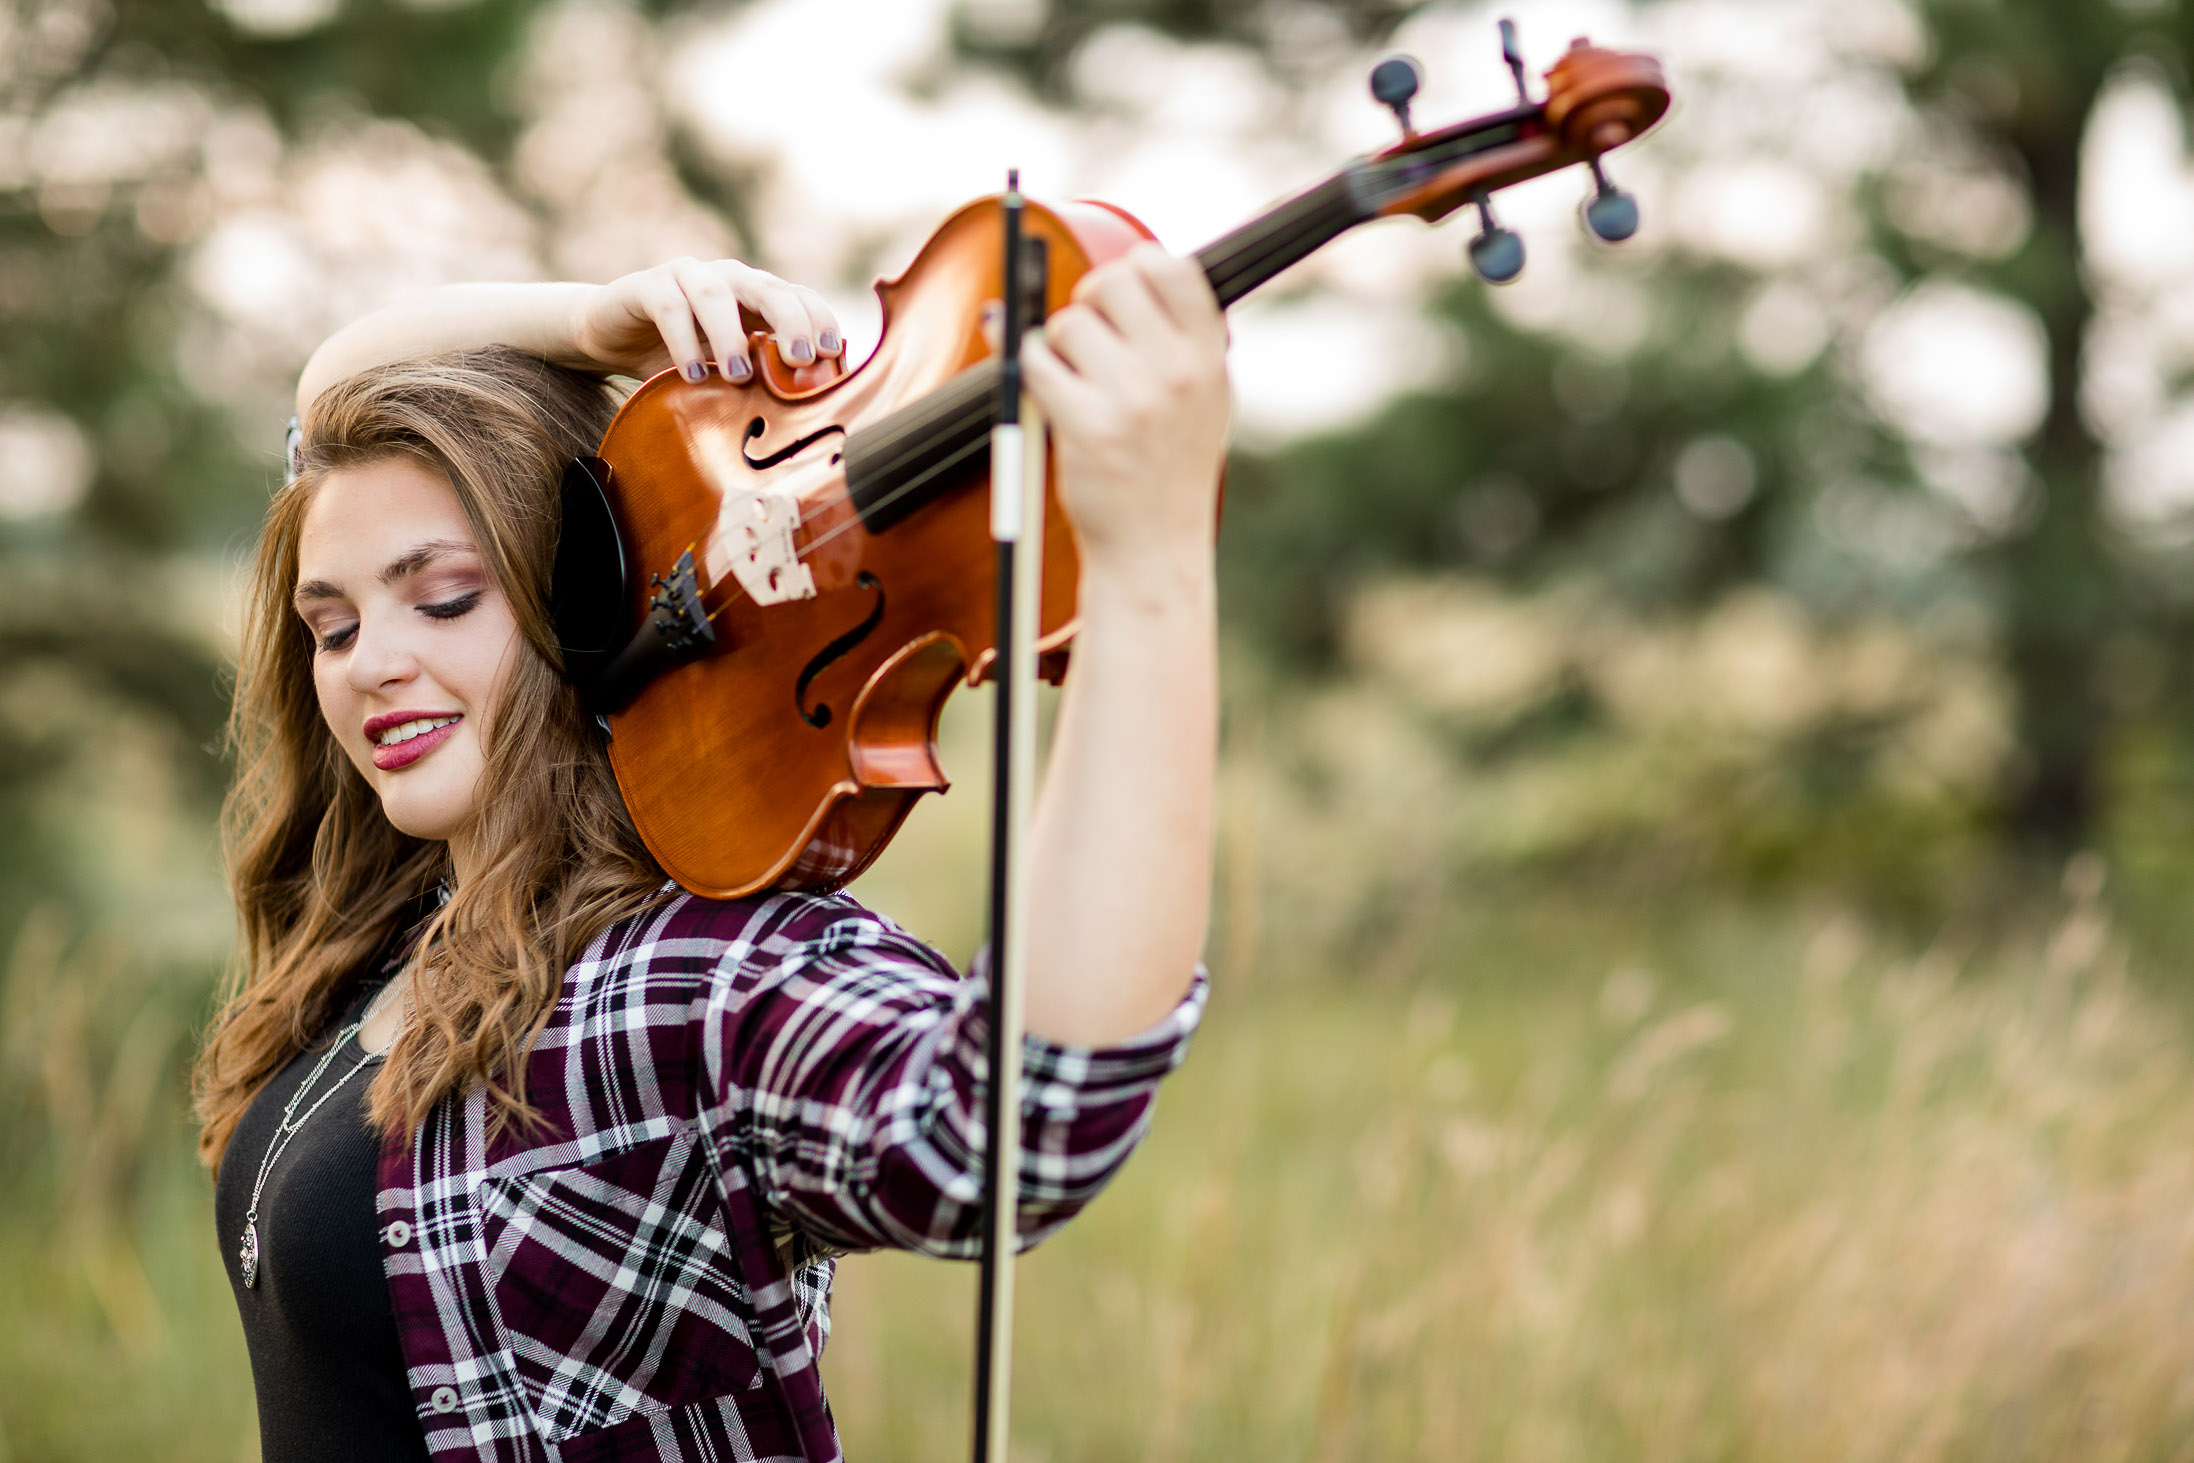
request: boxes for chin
[371,767,482,845]
[379,799,475,845]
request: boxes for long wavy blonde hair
[195,348,669,1172]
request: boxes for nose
[346,611,419,696]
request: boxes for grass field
[7,873,2193,1461]
[824,875,2194,1463]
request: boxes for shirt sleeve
[697,903,1205,1258]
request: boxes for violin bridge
[688,413,820,606]
[714,486,817,605]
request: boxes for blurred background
[6,0,2194,1456]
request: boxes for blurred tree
[0,0,611,930]
[975,0,2194,854]
[1894,0,2182,845]
[1,0,561,551]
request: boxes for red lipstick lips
[366,710,463,772]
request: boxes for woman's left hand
[569,257,846,384]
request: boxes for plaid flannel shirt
[373,888,1203,1463]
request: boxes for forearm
[295,283,595,420]
[707,910,1200,1258]
[1023,550,1218,1046]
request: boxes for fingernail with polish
[725,355,753,383]
[680,360,708,383]
[818,329,841,357]
[786,336,816,366]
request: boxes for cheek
[311,652,367,763]
[451,603,529,726]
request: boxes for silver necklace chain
[237,979,403,1289]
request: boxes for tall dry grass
[0,910,254,1462]
[11,866,2189,1462]
[827,862,2194,1462]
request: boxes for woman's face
[294,456,522,856]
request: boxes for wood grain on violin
[581,38,1669,899]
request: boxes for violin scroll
[1365,21,1668,276]
[1542,38,1670,159]
[1543,36,1662,246]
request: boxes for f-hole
[745,418,847,470]
[796,572,885,728]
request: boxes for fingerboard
[844,113,1533,532]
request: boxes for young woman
[194,250,1230,1463]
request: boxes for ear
[550,456,632,694]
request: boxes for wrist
[1075,546,1216,624]
[552,282,607,370]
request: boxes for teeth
[376,716,459,748]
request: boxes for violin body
[578,37,1669,898]
[595,198,1155,896]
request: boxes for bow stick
[973,170,1047,1463]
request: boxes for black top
[215,981,431,1463]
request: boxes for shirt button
[430,1386,460,1414]
[382,1220,412,1248]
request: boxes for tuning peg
[1580,157,1640,243]
[1467,192,1525,284]
[1499,18,1530,105]
[1370,55,1421,135]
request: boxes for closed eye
[420,590,482,621]
[315,623,357,653]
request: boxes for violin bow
[973,171,1048,1463]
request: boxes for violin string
[709,188,1333,599]
[694,442,982,621]
[694,120,1518,617]
[739,179,1370,565]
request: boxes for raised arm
[294,259,845,421]
[1018,245,1230,1047]
[703,248,1228,1252]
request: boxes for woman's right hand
[1020,244,1230,583]
[570,258,845,385]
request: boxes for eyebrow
[293,538,480,606]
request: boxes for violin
[550,32,1670,899]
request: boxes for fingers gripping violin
[550,29,1670,898]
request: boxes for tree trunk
[1991,72,2114,852]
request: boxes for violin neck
[1193,107,1535,305]
[843,128,1526,533]
[842,167,1380,533]
[1192,167,1375,308]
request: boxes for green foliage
[103,0,548,159]
[1009,0,2194,852]
[953,0,1413,96]
[1219,260,1922,667]
[0,0,576,554]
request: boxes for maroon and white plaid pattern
[374,889,1203,1462]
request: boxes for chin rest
[551,456,632,696]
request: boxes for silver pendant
[240,1220,260,1288]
